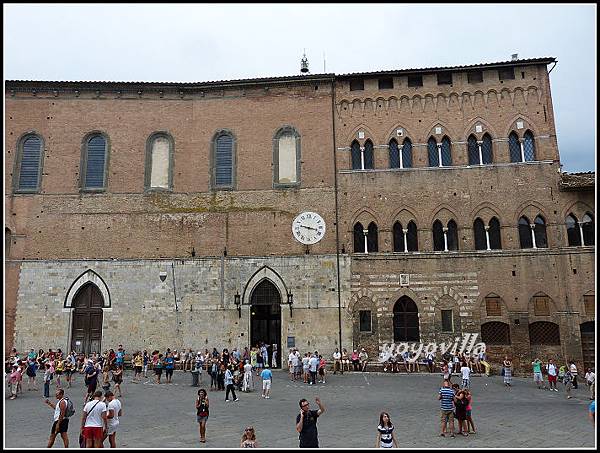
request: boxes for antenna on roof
[511,53,519,61]
[301,50,309,74]
[323,52,326,73]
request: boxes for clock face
[292,211,326,245]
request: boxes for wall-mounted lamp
[234,291,241,318]
[287,291,294,318]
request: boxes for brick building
[4,57,595,372]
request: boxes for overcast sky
[4,3,596,172]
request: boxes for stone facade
[5,58,595,373]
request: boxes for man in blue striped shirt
[438,379,456,437]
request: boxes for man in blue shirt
[260,365,273,399]
[438,379,456,437]
[115,346,125,369]
[164,352,175,384]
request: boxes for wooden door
[71,284,104,355]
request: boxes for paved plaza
[4,369,596,449]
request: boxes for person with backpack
[81,390,108,448]
[45,388,74,448]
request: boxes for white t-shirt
[461,366,471,380]
[333,352,341,360]
[244,363,252,374]
[292,354,300,367]
[309,356,319,372]
[83,400,107,428]
[302,357,310,369]
[546,364,557,376]
[107,399,122,427]
[569,364,578,375]
[585,372,595,384]
[288,353,295,365]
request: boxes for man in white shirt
[288,350,296,381]
[332,349,342,375]
[546,359,558,391]
[105,391,122,448]
[309,353,320,385]
[570,362,579,389]
[584,368,595,400]
[81,390,108,448]
[461,362,471,388]
[292,350,301,380]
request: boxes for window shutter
[533,296,550,316]
[215,134,233,186]
[485,297,502,316]
[584,295,595,316]
[85,136,106,189]
[18,136,42,190]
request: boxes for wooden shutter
[485,297,502,317]
[18,136,42,190]
[584,295,595,316]
[533,296,550,316]
[85,136,106,188]
[215,134,233,186]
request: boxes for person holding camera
[296,397,326,448]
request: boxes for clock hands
[300,224,318,231]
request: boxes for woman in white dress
[242,360,254,392]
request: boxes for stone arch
[351,207,380,227]
[503,113,539,139]
[384,122,416,142]
[242,266,288,306]
[429,204,460,227]
[388,207,421,227]
[64,270,111,308]
[561,200,594,221]
[429,286,463,309]
[462,117,499,141]
[346,288,377,315]
[346,123,377,146]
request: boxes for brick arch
[462,117,499,141]
[421,119,457,143]
[561,200,594,221]
[384,122,416,142]
[471,201,503,224]
[429,204,460,227]
[503,113,540,139]
[351,207,380,227]
[514,201,549,225]
[346,123,377,146]
[388,207,421,228]
[64,270,111,309]
[429,286,463,309]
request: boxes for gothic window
[481,322,511,345]
[364,140,374,170]
[145,133,173,190]
[473,218,487,250]
[393,296,420,342]
[432,220,444,251]
[15,134,44,192]
[441,136,452,166]
[401,138,413,168]
[529,321,560,345]
[519,216,533,248]
[467,135,479,166]
[353,222,365,253]
[367,222,378,252]
[534,215,547,248]
[582,213,594,245]
[82,134,108,190]
[523,130,536,161]
[566,214,581,246]
[274,127,300,186]
[393,221,404,252]
[447,219,458,251]
[427,137,439,167]
[508,131,521,163]
[212,131,235,189]
[481,133,493,164]
[389,139,400,169]
[489,217,502,249]
[407,220,418,252]
[351,140,362,170]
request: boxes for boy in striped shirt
[438,379,456,437]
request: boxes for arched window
[473,218,487,250]
[353,222,365,253]
[82,134,108,190]
[441,136,452,166]
[566,214,581,246]
[401,138,413,168]
[393,296,420,341]
[427,137,439,167]
[364,140,374,170]
[582,213,594,246]
[481,322,511,345]
[508,131,521,163]
[145,133,173,190]
[274,127,300,186]
[393,221,404,252]
[523,130,536,161]
[367,222,378,252]
[389,139,400,169]
[212,131,235,189]
[407,220,418,252]
[15,134,44,192]
[529,321,560,345]
[489,217,502,249]
[534,215,547,248]
[447,219,458,251]
[481,133,493,164]
[519,216,533,248]
[432,220,444,251]
[351,140,362,170]
[467,135,479,166]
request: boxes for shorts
[55,370,63,375]
[548,375,557,383]
[466,410,472,418]
[262,379,271,390]
[107,421,119,435]
[135,366,142,374]
[82,426,104,440]
[197,415,208,423]
[155,368,163,376]
[534,372,543,382]
[87,381,98,394]
[51,419,69,434]
[303,367,309,374]
[295,365,302,374]
[440,410,454,423]
[318,368,325,376]
[165,368,174,378]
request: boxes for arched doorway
[393,296,420,342]
[250,280,281,368]
[580,322,595,371]
[70,283,104,355]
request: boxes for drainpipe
[171,261,181,342]
[331,75,343,352]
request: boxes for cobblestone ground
[4,369,596,448]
